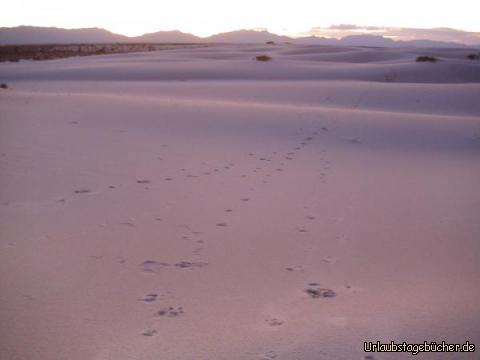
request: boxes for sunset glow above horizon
[2,0,479,38]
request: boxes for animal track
[265,317,284,327]
[156,306,184,317]
[137,293,158,303]
[285,265,304,272]
[305,285,336,299]
[74,189,91,194]
[174,261,208,269]
[322,256,339,264]
[260,351,278,359]
[140,260,170,273]
[141,329,158,336]
[345,137,362,144]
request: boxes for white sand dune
[1,44,479,360]
[2,44,480,83]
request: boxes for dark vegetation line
[0,43,208,62]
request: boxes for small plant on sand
[416,55,438,62]
[266,41,275,45]
[0,83,7,89]
[467,53,480,60]
[255,55,272,62]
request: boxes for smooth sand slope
[1,44,480,360]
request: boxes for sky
[1,0,479,38]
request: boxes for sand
[1,44,479,360]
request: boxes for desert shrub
[0,83,8,89]
[266,41,275,45]
[416,56,437,62]
[467,53,480,60]
[255,55,272,62]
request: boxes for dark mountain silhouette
[338,34,396,46]
[0,26,476,48]
[206,30,290,43]
[0,26,127,44]
[133,30,201,43]
[398,38,468,48]
[294,34,470,48]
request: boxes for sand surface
[1,44,480,360]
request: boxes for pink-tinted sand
[1,44,479,359]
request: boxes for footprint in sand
[174,261,208,269]
[265,317,284,327]
[156,306,184,317]
[193,247,203,256]
[74,189,91,194]
[137,293,159,303]
[322,256,339,265]
[305,284,336,299]
[260,351,278,359]
[285,265,304,272]
[140,260,170,273]
[345,137,362,144]
[141,329,158,337]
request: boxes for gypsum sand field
[1,43,480,360]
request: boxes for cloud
[304,25,480,45]
[328,24,383,31]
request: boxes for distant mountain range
[0,26,478,48]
